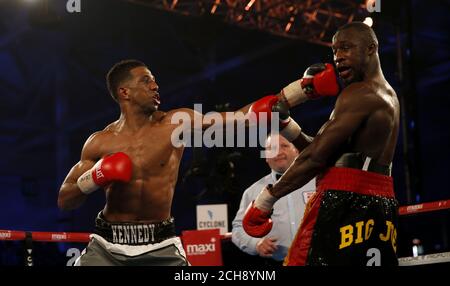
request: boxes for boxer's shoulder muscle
[336,82,386,116]
[151,111,168,123]
[82,129,116,160]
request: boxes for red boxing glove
[243,187,278,238]
[248,95,279,123]
[77,152,133,194]
[248,98,302,142]
[243,202,273,238]
[301,63,340,99]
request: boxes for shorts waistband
[94,212,176,245]
[335,153,392,176]
[317,167,395,198]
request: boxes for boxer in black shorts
[286,162,398,266]
[243,22,400,266]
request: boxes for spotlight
[27,0,60,29]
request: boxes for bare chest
[100,124,183,176]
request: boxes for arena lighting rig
[124,0,371,46]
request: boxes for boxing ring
[1,199,449,266]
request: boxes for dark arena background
[0,0,449,267]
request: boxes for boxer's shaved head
[107,59,147,102]
[333,22,378,48]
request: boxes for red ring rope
[399,199,450,216]
[1,199,448,243]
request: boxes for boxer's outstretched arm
[270,83,375,198]
[167,102,252,130]
[57,133,101,210]
[215,102,253,127]
[290,132,314,151]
